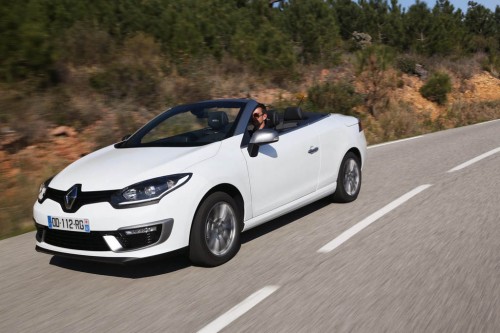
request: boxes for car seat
[208,111,229,131]
[280,107,305,130]
[266,110,281,129]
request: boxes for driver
[249,104,268,135]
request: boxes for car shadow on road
[241,197,331,244]
[49,197,332,278]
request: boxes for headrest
[283,107,304,121]
[208,111,228,130]
[266,110,281,128]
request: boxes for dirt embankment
[396,72,500,118]
[462,73,500,101]
[1,127,92,179]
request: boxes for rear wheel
[189,192,241,267]
[332,152,361,203]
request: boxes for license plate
[48,216,90,233]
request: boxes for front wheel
[189,192,241,267]
[332,152,362,203]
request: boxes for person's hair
[255,103,267,114]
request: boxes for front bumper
[34,244,186,265]
[34,218,176,263]
[35,219,173,252]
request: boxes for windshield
[121,101,245,148]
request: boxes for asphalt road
[1,119,499,333]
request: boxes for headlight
[37,177,53,202]
[110,173,192,208]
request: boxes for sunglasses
[253,113,264,118]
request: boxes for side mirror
[247,129,279,157]
[121,134,131,141]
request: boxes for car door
[242,125,320,217]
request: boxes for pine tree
[465,1,495,36]
[464,1,496,53]
[283,0,341,64]
[330,0,363,40]
[403,0,433,54]
[384,0,405,48]
[427,0,465,55]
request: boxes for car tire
[189,192,241,267]
[332,152,362,203]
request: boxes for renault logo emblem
[65,185,78,210]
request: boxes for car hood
[50,143,221,191]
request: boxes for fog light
[124,226,158,235]
[114,221,171,250]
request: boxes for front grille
[44,187,116,213]
[113,225,163,250]
[42,227,110,251]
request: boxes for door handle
[308,146,319,154]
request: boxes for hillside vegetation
[1,0,500,239]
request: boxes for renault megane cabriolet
[34,99,367,266]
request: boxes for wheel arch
[346,147,362,167]
[195,183,245,230]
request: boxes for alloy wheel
[204,202,236,256]
[343,158,360,196]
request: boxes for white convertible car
[34,99,367,266]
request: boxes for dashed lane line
[197,285,280,333]
[318,184,432,253]
[447,147,500,173]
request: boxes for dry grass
[434,100,500,130]
[0,152,67,240]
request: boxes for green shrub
[480,53,500,77]
[306,81,362,115]
[419,72,452,105]
[355,45,395,74]
[57,22,116,66]
[90,65,160,105]
[395,55,417,75]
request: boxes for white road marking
[368,118,500,150]
[318,184,432,253]
[197,286,280,333]
[470,119,500,126]
[447,147,500,173]
[368,136,423,149]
